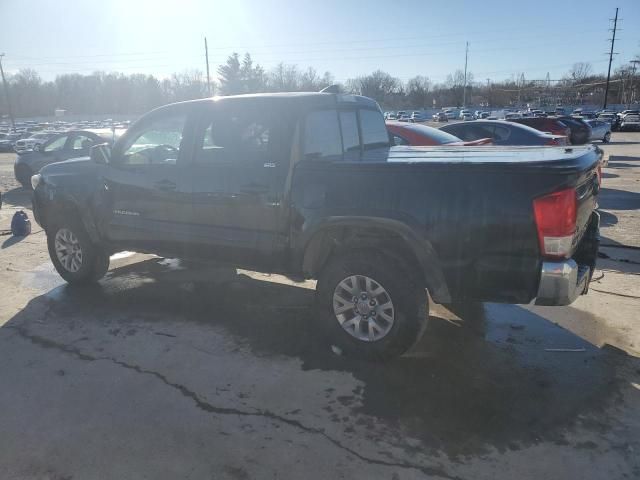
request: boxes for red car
[507,117,571,141]
[386,121,492,146]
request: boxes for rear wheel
[603,132,611,143]
[316,251,428,361]
[47,221,109,284]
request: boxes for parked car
[507,117,571,139]
[385,112,397,120]
[410,111,427,123]
[14,129,123,188]
[620,113,640,131]
[597,112,621,131]
[443,109,457,119]
[554,116,592,145]
[585,119,611,143]
[14,132,58,153]
[440,120,568,146]
[32,91,601,360]
[386,122,492,146]
[0,132,26,152]
[459,109,472,119]
[576,112,597,119]
[504,112,523,120]
[432,112,448,122]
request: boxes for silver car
[585,119,611,143]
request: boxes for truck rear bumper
[534,211,599,306]
[534,260,590,306]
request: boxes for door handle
[154,179,177,191]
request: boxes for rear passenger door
[187,103,294,268]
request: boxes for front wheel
[47,221,110,284]
[603,132,611,143]
[316,251,428,361]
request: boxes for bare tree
[569,62,593,83]
[406,75,431,108]
[346,70,401,106]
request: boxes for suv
[620,112,640,131]
[32,91,601,360]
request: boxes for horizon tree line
[1,53,639,119]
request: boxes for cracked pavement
[1,133,640,480]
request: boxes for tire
[603,132,611,143]
[47,220,110,284]
[316,251,428,361]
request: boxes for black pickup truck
[31,91,601,359]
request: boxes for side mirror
[33,144,41,152]
[90,143,111,165]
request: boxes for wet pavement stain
[19,256,636,458]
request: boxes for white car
[620,113,640,131]
[13,132,58,152]
[410,111,427,122]
[585,119,611,143]
[459,110,472,119]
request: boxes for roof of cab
[156,91,381,113]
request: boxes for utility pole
[603,7,619,110]
[204,37,212,96]
[630,59,640,107]
[462,41,469,108]
[0,53,16,131]
[486,78,491,109]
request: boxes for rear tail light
[533,188,577,259]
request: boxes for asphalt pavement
[0,134,639,479]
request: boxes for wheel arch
[40,193,101,244]
[301,217,451,303]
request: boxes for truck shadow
[7,256,633,457]
[598,187,640,211]
[1,187,32,209]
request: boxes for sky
[1,0,639,85]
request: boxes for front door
[101,110,193,253]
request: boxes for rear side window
[360,109,389,149]
[304,110,342,161]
